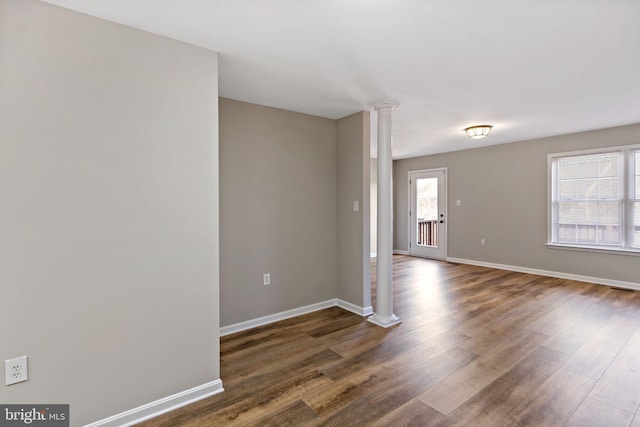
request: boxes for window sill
[546,243,640,257]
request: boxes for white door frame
[408,168,448,260]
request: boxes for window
[548,145,639,253]
[635,151,640,247]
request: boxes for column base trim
[367,313,402,328]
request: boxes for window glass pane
[598,202,621,225]
[575,202,596,224]
[634,202,640,248]
[597,202,621,246]
[598,155,620,177]
[416,178,437,220]
[558,158,578,179]
[598,177,620,200]
[578,157,599,178]
[577,179,597,199]
[578,225,597,243]
[634,152,639,247]
[636,151,640,199]
[599,225,620,245]
[559,180,577,200]
[558,202,577,224]
[558,224,577,243]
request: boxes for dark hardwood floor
[140,255,640,426]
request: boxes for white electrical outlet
[481,239,486,246]
[5,356,28,386]
[263,273,271,286]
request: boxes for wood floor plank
[563,314,639,380]
[139,256,640,427]
[248,400,319,426]
[306,313,367,338]
[305,346,477,426]
[542,307,610,355]
[305,346,476,418]
[588,328,640,413]
[441,346,569,427]
[327,322,414,359]
[449,289,561,340]
[565,396,635,427]
[223,348,343,389]
[370,398,447,427]
[221,306,349,354]
[417,328,550,415]
[524,286,602,335]
[502,368,595,427]
[323,327,468,382]
[304,356,411,417]
[194,370,333,426]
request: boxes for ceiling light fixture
[464,125,493,139]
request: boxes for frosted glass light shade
[465,125,493,139]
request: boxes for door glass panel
[416,177,438,247]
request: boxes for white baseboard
[447,257,640,291]
[220,299,336,336]
[393,249,410,255]
[337,298,373,316]
[85,379,224,427]
[221,298,373,337]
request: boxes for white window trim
[547,144,640,256]
[545,243,640,257]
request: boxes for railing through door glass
[418,219,438,247]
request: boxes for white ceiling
[42,0,640,159]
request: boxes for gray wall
[0,1,220,425]
[394,123,640,284]
[336,112,372,309]
[219,99,338,326]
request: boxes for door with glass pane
[409,169,447,259]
